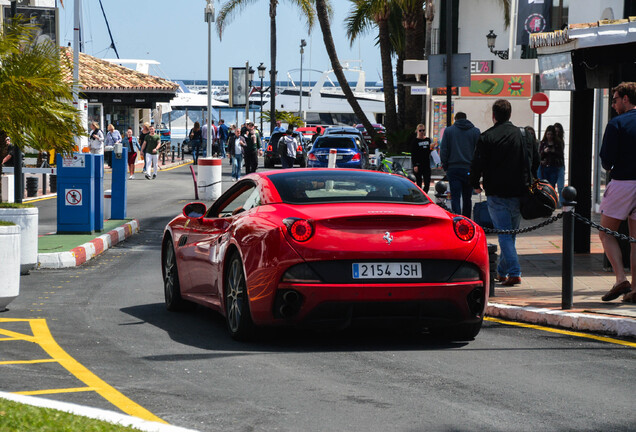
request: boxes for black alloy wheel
[225,253,255,340]
[163,238,189,311]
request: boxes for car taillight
[283,218,314,242]
[267,145,273,152]
[351,153,361,162]
[297,145,303,152]
[453,217,475,241]
[308,153,317,161]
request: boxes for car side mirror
[183,202,207,218]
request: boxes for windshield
[313,137,356,149]
[268,170,430,204]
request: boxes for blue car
[307,134,371,169]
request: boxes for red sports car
[162,169,489,341]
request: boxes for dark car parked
[323,126,366,145]
[307,134,371,169]
[354,123,387,149]
[263,131,307,168]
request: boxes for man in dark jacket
[470,99,539,286]
[440,112,480,217]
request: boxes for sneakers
[496,275,507,283]
[145,173,151,180]
[602,280,632,302]
[152,173,157,179]
[129,175,135,180]
[501,276,522,286]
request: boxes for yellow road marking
[0,318,166,423]
[485,317,636,348]
[0,359,57,365]
[161,161,192,171]
[25,195,55,203]
[15,387,95,396]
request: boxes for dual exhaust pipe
[277,290,303,319]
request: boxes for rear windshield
[313,137,356,149]
[268,170,430,204]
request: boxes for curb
[0,391,199,432]
[37,219,140,269]
[486,303,636,338]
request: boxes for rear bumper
[254,280,486,329]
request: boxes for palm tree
[216,0,315,135]
[345,0,398,140]
[0,20,84,202]
[315,0,377,142]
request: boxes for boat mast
[97,0,120,59]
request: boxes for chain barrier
[571,211,636,243]
[482,213,563,235]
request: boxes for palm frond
[216,0,259,40]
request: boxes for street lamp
[486,30,509,60]
[299,39,307,119]
[257,62,266,133]
[245,65,254,125]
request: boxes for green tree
[261,110,305,128]
[345,0,398,139]
[216,0,315,135]
[0,20,84,202]
[315,0,377,143]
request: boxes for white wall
[457,0,512,61]
[568,0,623,24]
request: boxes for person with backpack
[279,128,298,169]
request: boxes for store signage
[470,61,493,74]
[461,74,533,98]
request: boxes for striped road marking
[0,318,166,423]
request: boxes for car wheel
[264,158,274,169]
[298,158,306,168]
[163,238,190,311]
[225,252,255,340]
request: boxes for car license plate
[352,262,421,279]
[337,155,344,160]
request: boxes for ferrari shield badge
[383,232,393,245]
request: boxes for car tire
[298,159,306,168]
[264,158,274,169]
[163,238,191,312]
[224,252,255,340]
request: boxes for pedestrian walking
[189,121,202,165]
[141,126,161,179]
[124,128,140,179]
[470,99,539,286]
[242,120,260,174]
[280,128,298,169]
[524,126,541,178]
[210,119,219,156]
[228,127,246,181]
[89,121,104,156]
[440,112,480,217]
[538,125,565,189]
[598,82,636,303]
[219,119,229,158]
[104,124,122,168]
[139,122,150,171]
[409,124,433,193]
[311,126,323,146]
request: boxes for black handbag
[519,128,558,220]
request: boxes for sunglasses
[418,129,425,132]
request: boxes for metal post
[445,0,452,127]
[205,0,214,158]
[299,39,306,118]
[244,61,250,125]
[260,76,264,133]
[42,173,47,195]
[561,186,577,309]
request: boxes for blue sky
[58,0,386,83]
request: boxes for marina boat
[263,63,386,126]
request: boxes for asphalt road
[2,161,635,432]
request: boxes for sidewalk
[486,210,636,338]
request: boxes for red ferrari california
[162,169,489,341]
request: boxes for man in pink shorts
[599,82,636,303]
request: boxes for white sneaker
[129,175,134,180]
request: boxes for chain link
[571,211,636,243]
[483,213,563,235]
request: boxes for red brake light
[351,153,361,162]
[297,145,303,152]
[287,219,314,242]
[308,153,317,161]
[267,145,273,152]
[453,217,475,241]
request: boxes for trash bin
[56,153,96,233]
[26,177,38,197]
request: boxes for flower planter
[0,206,38,274]
[0,224,20,311]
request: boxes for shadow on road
[120,302,469,355]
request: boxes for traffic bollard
[162,150,166,165]
[561,186,577,310]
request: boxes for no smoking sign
[65,189,83,206]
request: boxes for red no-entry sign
[530,92,550,115]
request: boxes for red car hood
[269,202,480,262]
